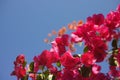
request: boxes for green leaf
[109,55,117,66]
[114,49,119,55]
[52,75,55,80]
[79,65,92,78]
[21,75,28,80]
[23,61,27,68]
[44,70,49,79]
[37,74,45,80]
[112,39,118,49]
[29,62,34,72]
[83,46,89,53]
[56,61,61,67]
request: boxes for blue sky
[0,0,119,80]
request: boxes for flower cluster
[11,54,27,80]
[11,4,120,80]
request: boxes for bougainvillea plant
[11,4,120,80]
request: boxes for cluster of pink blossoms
[11,4,120,80]
[11,54,26,80]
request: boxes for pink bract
[81,52,96,67]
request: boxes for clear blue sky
[0,0,119,80]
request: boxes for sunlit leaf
[23,61,27,68]
[21,75,28,80]
[83,46,89,53]
[56,61,61,67]
[44,70,50,79]
[79,65,92,77]
[37,74,44,80]
[109,55,117,66]
[29,62,34,72]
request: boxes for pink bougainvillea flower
[113,6,120,39]
[96,25,111,41]
[55,34,69,56]
[11,65,26,80]
[71,25,87,43]
[117,4,120,12]
[62,68,79,80]
[109,66,120,78]
[60,51,80,69]
[48,65,58,75]
[89,37,107,62]
[91,37,108,50]
[81,52,96,67]
[15,54,25,65]
[105,10,120,31]
[90,73,110,80]
[50,40,59,53]
[87,14,104,26]
[33,50,51,72]
[71,23,96,44]
[55,34,69,46]
[92,64,101,74]
[61,34,69,46]
[50,51,59,63]
[29,73,36,80]
[93,49,107,62]
[41,50,59,66]
[71,33,83,43]
[71,26,84,43]
[34,50,59,71]
[11,54,26,80]
[33,56,40,72]
[38,50,51,66]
